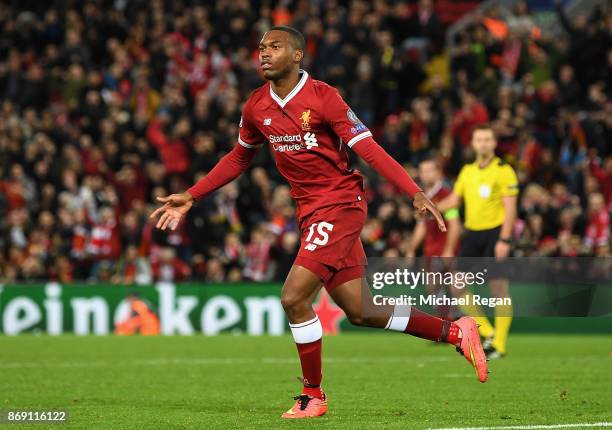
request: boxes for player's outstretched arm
[351,138,446,232]
[150,143,258,231]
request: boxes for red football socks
[404,307,461,346]
[289,316,324,399]
[296,339,323,391]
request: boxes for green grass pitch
[1,333,611,429]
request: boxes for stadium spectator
[151,247,191,282]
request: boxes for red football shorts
[294,199,367,291]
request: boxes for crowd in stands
[0,0,610,284]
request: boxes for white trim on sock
[289,316,323,344]
[384,304,412,332]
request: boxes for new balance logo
[304,132,318,149]
[263,118,271,125]
[304,243,317,251]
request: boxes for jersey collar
[426,180,443,199]
[269,69,309,108]
[476,155,499,170]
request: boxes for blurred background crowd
[0,0,610,284]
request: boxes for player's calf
[282,264,328,414]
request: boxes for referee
[438,124,518,359]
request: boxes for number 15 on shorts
[304,222,334,251]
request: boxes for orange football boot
[454,316,489,383]
[281,393,328,419]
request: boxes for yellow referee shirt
[453,157,519,231]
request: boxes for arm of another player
[436,167,466,213]
[441,210,461,257]
[436,191,462,213]
[406,220,427,258]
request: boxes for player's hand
[413,192,446,232]
[150,192,194,231]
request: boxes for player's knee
[346,311,379,327]
[345,309,365,326]
[348,315,364,326]
[281,289,306,314]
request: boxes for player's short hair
[269,25,306,53]
[420,158,441,170]
[471,123,497,140]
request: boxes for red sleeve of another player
[322,88,373,149]
[351,137,422,198]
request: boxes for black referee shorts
[459,226,501,258]
[459,226,507,278]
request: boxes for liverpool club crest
[300,109,311,131]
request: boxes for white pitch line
[0,355,451,369]
[429,422,612,430]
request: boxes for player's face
[259,30,302,80]
[418,161,439,187]
[471,129,497,158]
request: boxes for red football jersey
[238,70,372,220]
